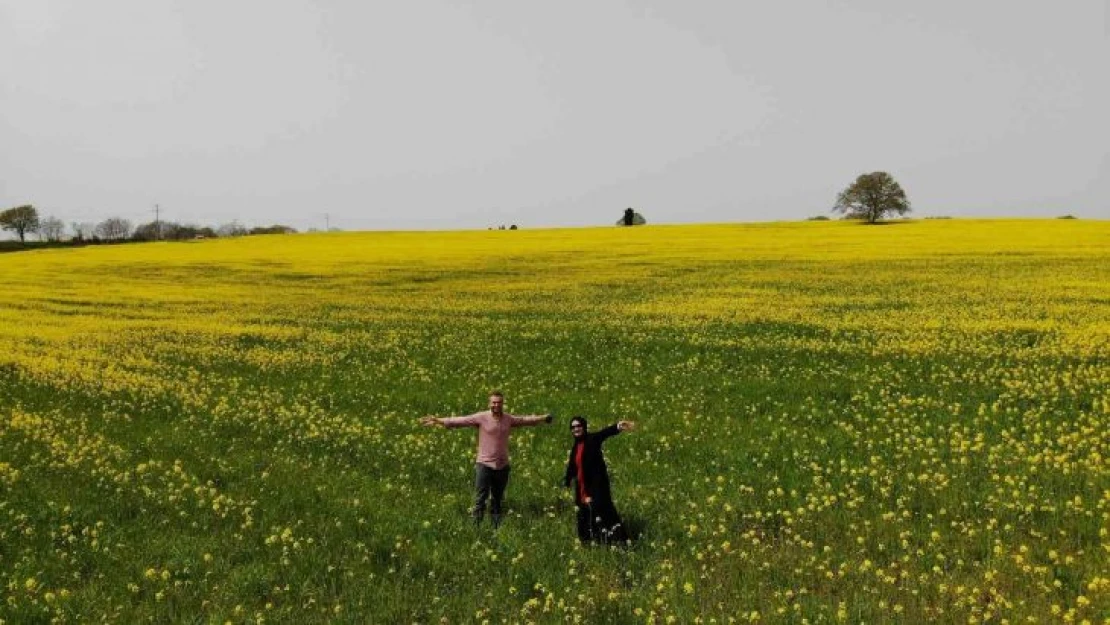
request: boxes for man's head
[569,416,588,439]
[488,391,505,416]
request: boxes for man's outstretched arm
[419,414,481,428]
[511,413,554,427]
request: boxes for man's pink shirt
[441,411,547,469]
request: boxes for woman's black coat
[564,423,621,505]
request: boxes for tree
[832,171,911,223]
[616,208,646,226]
[39,216,66,241]
[132,221,163,241]
[168,224,214,240]
[71,222,96,242]
[248,224,297,235]
[217,221,248,237]
[0,205,40,242]
[95,217,132,241]
[133,220,219,241]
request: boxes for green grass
[1,221,1108,623]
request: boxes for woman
[564,416,636,544]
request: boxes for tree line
[616,172,910,226]
[3,171,917,246]
[0,205,297,245]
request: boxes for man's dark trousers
[473,463,510,527]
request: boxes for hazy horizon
[2,1,1107,236]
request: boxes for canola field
[1,219,1108,624]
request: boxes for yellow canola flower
[0,219,1107,622]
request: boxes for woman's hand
[617,420,636,432]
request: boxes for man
[420,391,552,527]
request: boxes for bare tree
[217,221,248,237]
[39,216,66,242]
[71,222,97,241]
[95,217,132,241]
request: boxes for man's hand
[419,416,442,428]
[617,420,637,432]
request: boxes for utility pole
[154,204,161,240]
[325,213,330,231]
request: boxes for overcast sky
[1,0,1107,233]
